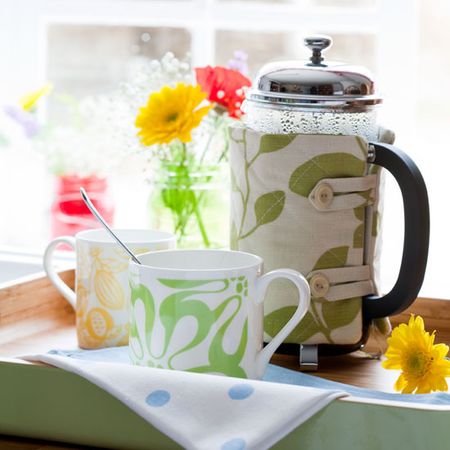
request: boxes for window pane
[218,0,375,6]
[413,0,450,297]
[47,25,191,118]
[216,30,300,76]
[218,0,292,3]
[313,0,376,7]
[320,33,376,72]
[215,30,376,77]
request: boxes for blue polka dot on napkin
[228,384,254,400]
[221,437,246,450]
[146,389,171,407]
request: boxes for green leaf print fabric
[289,153,366,197]
[229,126,391,346]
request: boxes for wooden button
[314,183,333,209]
[309,273,330,297]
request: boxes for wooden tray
[0,271,449,450]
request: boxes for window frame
[1,0,431,298]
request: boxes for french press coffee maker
[229,35,429,367]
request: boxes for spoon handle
[80,187,141,265]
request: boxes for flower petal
[135,82,212,146]
[382,314,450,395]
[394,373,406,392]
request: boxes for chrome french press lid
[245,35,382,112]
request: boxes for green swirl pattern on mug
[130,277,249,378]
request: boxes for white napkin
[27,353,346,450]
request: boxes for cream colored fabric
[229,127,393,346]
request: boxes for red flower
[195,66,251,119]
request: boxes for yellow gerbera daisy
[382,315,450,394]
[135,83,212,146]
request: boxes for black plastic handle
[363,142,430,320]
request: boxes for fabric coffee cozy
[229,126,395,347]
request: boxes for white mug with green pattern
[44,229,176,349]
[129,249,310,379]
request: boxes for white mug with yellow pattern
[44,229,176,349]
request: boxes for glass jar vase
[148,162,229,248]
[51,175,114,238]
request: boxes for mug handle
[43,236,77,309]
[363,142,430,319]
[255,268,310,375]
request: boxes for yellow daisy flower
[19,83,53,111]
[135,83,212,146]
[382,315,450,394]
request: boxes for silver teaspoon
[80,187,141,265]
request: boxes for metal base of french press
[299,345,319,371]
[271,323,371,370]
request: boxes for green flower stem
[177,143,193,242]
[181,141,188,163]
[162,143,213,247]
[175,211,190,241]
[157,118,230,248]
[192,191,211,247]
[188,119,229,246]
[199,115,221,165]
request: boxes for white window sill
[0,246,74,287]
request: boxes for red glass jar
[51,175,114,238]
